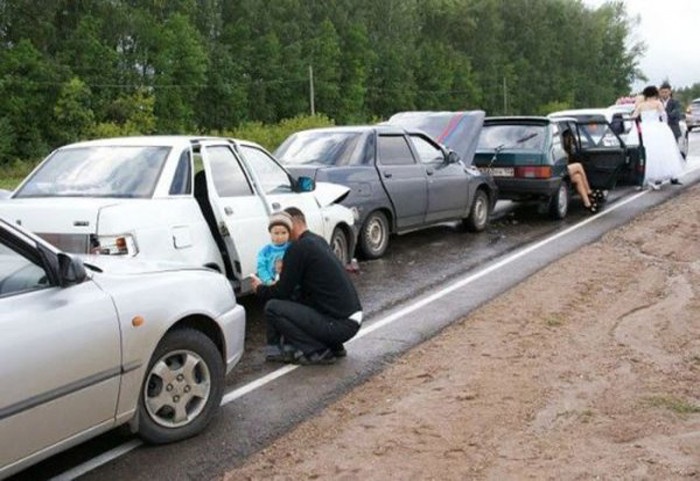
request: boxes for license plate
[479,167,514,177]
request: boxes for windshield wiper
[516,132,539,144]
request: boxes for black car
[472,116,631,219]
[275,115,497,259]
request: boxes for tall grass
[0,160,36,191]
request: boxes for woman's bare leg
[568,163,592,194]
[571,173,591,207]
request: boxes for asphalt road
[10,132,700,481]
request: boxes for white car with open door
[0,136,355,295]
[0,217,246,478]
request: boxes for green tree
[53,77,95,145]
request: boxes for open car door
[573,120,628,190]
[199,140,269,287]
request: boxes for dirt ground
[224,186,700,481]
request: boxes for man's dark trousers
[265,299,360,354]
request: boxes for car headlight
[92,234,139,256]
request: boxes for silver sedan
[0,218,246,479]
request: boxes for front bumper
[218,303,247,374]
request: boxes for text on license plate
[479,167,514,177]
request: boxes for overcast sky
[582,0,700,92]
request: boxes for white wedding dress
[639,109,685,185]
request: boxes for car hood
[386,111,485,164]
[0,197,131,234]
[312,181,350,206]
[81,254,212,277]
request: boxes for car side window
[169,148,192,195]
[409,135,445,164]
[204,146,254,197]
[239,145,293,194]
[0,243,48,297]
[378,135,416,166]
[551,125,570,161]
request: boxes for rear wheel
[330,226,350,265]
[548,181,569,220]
[137,329,224,444]
[463,189,489,232]
[358,211,390,260]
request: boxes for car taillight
[514,166,552,178]
[91,234,139,256]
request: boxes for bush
[0,158,39,190]
[222,113,335,151]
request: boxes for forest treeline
[0,0,666,165]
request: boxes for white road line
[54,174,700,480]
[49,439,142,481]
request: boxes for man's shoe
[671,178,682,185]
[264,344,295,363]
[265,351,295,363]
[330,344,347,358]
[294,349,337,365]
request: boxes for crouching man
[250,207,363,365]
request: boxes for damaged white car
[0,136,355,295]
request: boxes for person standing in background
[659,81,685,166]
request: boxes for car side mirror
[58,253,87,287]
[446,151,461,164]
[295,176,315,192]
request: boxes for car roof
[56,135,264,151]
[294,125,409,136]
[484,116,555,125]
[548,107,610,118]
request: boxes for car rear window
[478,124,546,150]
[275,131,365,166]
[15,146,170,198]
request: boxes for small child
[256,211,293,285]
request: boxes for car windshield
[14,146,170,198]
[477,124,545,150]
[275,131,364,166]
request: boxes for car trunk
[0,198,119,253]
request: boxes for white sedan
[0,136,355,295]
[0,218,246,478]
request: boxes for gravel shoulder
[224,185,700,481]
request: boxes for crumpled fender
[312,181,350,207]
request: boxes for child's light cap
[268,211,293,232]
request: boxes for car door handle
[426,168,434,176]
[224,206,234,215]
[383,172,393,178]
[271,202,281,210]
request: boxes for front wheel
[137,328,224,444]
[548,181,569,220]
[330,226,350,265]
[463,189,490,232]
[358,211,390,260]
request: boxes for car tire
[358,211,390,260]
[463,189,489,232]
[548,181,569,220]
[330,226,350,265]
[137,328,224,444]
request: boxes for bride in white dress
[632,85,685,189]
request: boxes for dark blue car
[274,112,497,259]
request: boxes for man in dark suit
[659,81,685,182]
[659,81,683,141]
